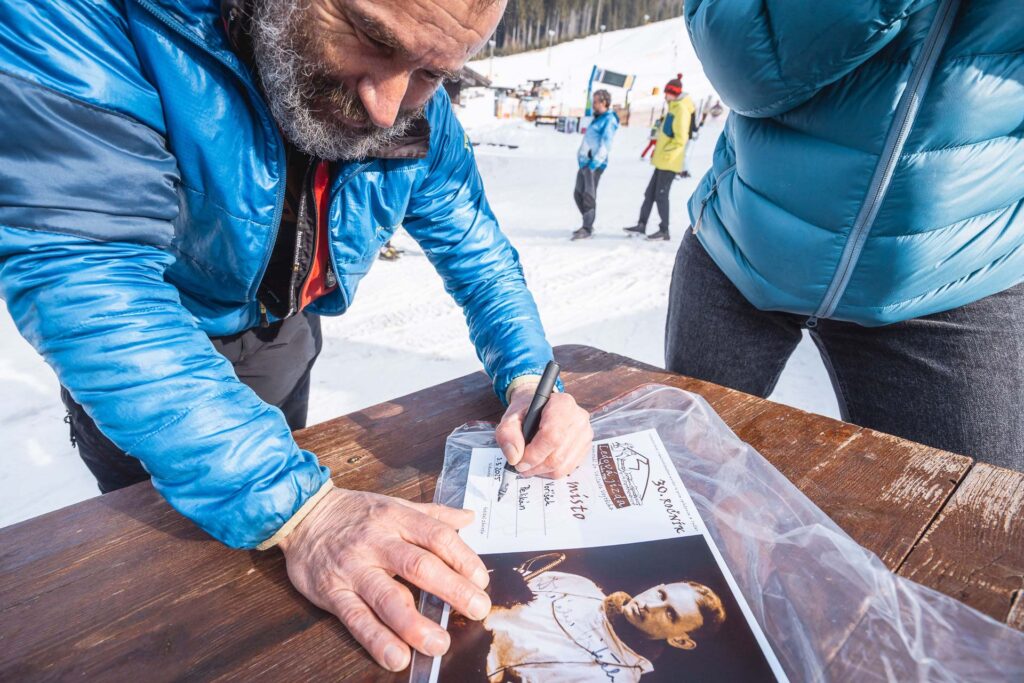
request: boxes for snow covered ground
[0,18,838,528]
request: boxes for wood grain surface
[0,345,1016,681]
[898,463,1024,625]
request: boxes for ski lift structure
[585,65,637,118]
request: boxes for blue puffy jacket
[577,110,620,170]
[686,0,1024,325]
[0,0,555,548]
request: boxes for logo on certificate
[595,442,651,509]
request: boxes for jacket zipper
[133,0,288,308]
[310,162,337,292]
[808,0,961,327]
[693,163,736,234]
[290,159,336,314]
[286,158,317,317]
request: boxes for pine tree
[491,0,681,55]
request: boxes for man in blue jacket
[0,0,593,671]
[668,0,1023,470]
[572,89,619,240]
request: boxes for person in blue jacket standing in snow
[572,89,619,240]
[668,0,1024,471]
[0,0,594,672]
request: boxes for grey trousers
[61,312,323,493]
[573,167,604,229]
[665,231,1024,471]
[638,168,676,231]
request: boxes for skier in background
[571,89,620,241]
[641,116,662,159]
[681,97,708,178]
[624,74,696,242]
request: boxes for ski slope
[0,18,838,528]
[468,16,715,117]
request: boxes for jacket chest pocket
[327,170,414,274]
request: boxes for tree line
[490,0,682,56]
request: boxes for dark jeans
[573,167,604,229]
[61,312,323,493]
[665,231,1024,471]
[638,168,676,231]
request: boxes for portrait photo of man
[437,536,781,682]
[484,569,725,682]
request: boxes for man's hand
[495,384,593,478]
[277,488,491,672]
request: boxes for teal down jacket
[0,0,555,548]
[685,0,1024,325]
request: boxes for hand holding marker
[497,361,561,502]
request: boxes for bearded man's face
[249,0,505,160]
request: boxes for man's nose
[357,70,410,128]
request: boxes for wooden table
[1,345,1021,681]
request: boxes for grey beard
[248,0,422,160]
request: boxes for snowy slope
[0,18,838,528]
[469,16,715,117]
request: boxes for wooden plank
[553,344,778,427]
[0,370,509,680]
[554,346,971,569]
[731,401,970,569]
[898,463,1024,627]
[0,344,985,681]
[0,348,602,680]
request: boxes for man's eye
[422,71,445,83]
[357,29,389,52]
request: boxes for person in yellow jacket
[625,75,696,241]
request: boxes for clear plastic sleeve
[412,384,1024,682]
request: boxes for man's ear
[667,635,696,650]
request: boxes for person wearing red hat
[625,74,697,241]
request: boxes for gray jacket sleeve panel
[0,70,179,247]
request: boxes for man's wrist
[258,479,335,551]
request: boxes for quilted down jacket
[0,0,555,548]
[577,109,620,170]
[652,95,696,174]
[685,0,1024,325]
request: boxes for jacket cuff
[505,374,543,403]
[503,373,565,404]
[256,479,335,551]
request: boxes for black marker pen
[497,360,561,501]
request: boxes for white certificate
[425,429,789,683]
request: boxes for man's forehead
[665,583,697,600]
[347,0,503,70]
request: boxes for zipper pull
[259,302,270,328]
[693,194,712,234]
[805,316,819,329]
